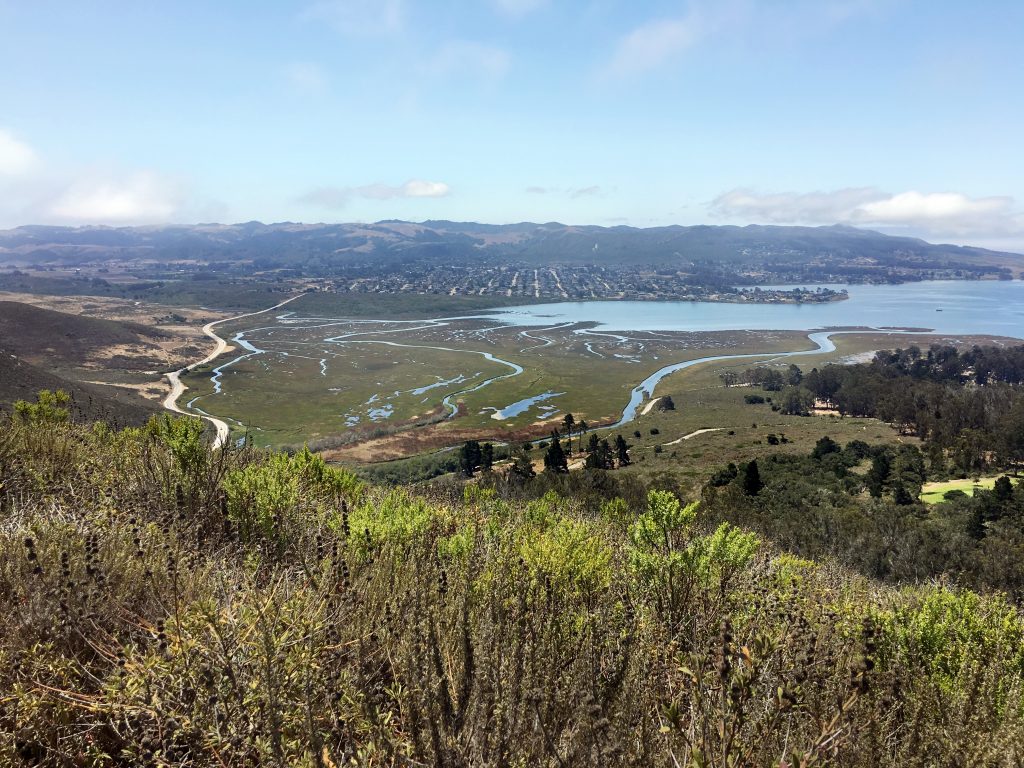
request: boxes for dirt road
[163,293,304,448]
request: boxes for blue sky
[0,0,1022,249]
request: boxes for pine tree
[614,434,631,467]
[584,438,614,469]
[509,453,536,480]
[459,440,482,477]
[563,413,576,454]
[544,437,569,474]
[742,459,763,496]
[480,442,494,472]
[893,483,914,505]
[866,452,890,498]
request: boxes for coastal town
[323,263,849,303]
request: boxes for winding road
[162,293,304,449]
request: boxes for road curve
[163,293,304,449]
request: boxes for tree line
[801,344,1024,474]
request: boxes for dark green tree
[508,453,536,481]
[812,436,841,460]
[866,452,891,498]
[614,434,631,467]
[458,440,482,477]
[480,442,494,472]
[563,413,576,453]
[544,435,569,474]
[780,386,815,416]
[893,483,914,506]
[742,459,763,496]
[585,439,614,470]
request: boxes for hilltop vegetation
[2,399,1024,765]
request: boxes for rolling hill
[0,221,1019,273]
[0,348,157,426]
[0,300,180,425]
[0,300,170,368]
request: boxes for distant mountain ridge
[0,221,1019,273]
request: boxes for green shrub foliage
[2,413,1024,765]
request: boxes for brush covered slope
[0,300,169,364]
[0,350,156,426]
[1,408,1024,765]
[0,300,180,424]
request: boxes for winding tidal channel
[164,281,1024,448]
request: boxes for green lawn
[920,476,999,504]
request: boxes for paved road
[162,293,304,449]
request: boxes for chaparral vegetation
[3,391,1024,765]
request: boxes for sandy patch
[663,428,725,446]
[641,397,661,415]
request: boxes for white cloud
[0,130,192,226]
[570,185,603,199]
[300,0,404,36]
[48,172,184,223]
[856,191,1011,224]
[606,13,705,76]
[428,41,511,80]
[298,187,352,209]
[356,179,451,199]
[0,129,36,175]
[398,179,450,198]
[710,186,1024,240]
[285,61,329,95]
[710,187,883,224]
[299,179,451,209]
[492,0,547,18]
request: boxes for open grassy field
[920,476,1001,504]
[580,333,926,492]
